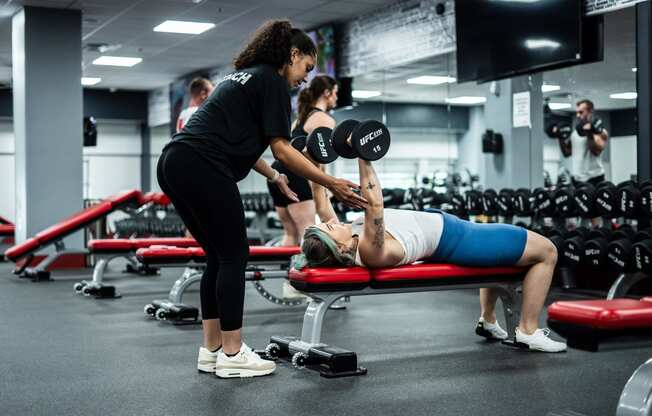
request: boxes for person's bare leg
[514,231,558,334]
[287,200,317,243]
[275,206,298,246]
[202,319,222,350]
[479,288,500,323]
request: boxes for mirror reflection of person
[176,77,214,133]
[565,99,609,186]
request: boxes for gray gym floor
[1,261,650,416]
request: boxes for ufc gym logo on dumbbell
[316,132,329,158]
[359,128,384,146]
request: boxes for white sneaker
[197,346,219,373]
[515,328,567,352]
[282,280,308,300]
[215,343,276,378]
[475,317,508,340]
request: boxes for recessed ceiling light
[153,20,215,35]
[406,75,456,85]
[93,56,142,67]
[548,102,571,110]
[81,77,102,86]
[610,92,637,100]
[445,96,486,105]
[352,90,381,99]
[632,67,638,72]
[541,84,560,93]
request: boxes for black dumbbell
[583,228,613,268]
[291,135,307,152]
[554,186,576,217]
[383,188,406,207]
[448,192,467,217]
[561,227,591,267]
[513,188,533,217]
[465,190,484,216]
[497,189,515,217]
[482,189,498,217]
[632,237,652,274]
[573,182,599,218]
[305,127,339,163]
[639,180,652,218]
[331,119,391,161]
[595,181,618,218]
[533,188,556,217]
[606,225,640,270]
[616,180,641,218]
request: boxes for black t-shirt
[167,64,291,181]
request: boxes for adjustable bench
[73,237,199,298]
[136,245,302,321]
[547,297,652,351]
[267,263,527,378]
[4,190,143,280]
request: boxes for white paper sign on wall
[513,91,531,128]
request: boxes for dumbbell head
[595,181,617,218]
[616,180,641,218]
[633,238,652,274]
[331,119,391,161]
[606,225,636,270]
[639,180,652,218]
[583,228,613,268]
[553,187,576,217]
[533,188,556,217]
[573,183,598,218]
[482,189,498,216]
[561,227,590,268]
[513,188,533,216]
[465,190,484,216]
[497,189,515,217]
[306,127,338,163]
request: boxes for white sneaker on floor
[215,343,276,378]
[282,280,308,300]
[475,317,508,340]
[197,346,219,373]
[515,327,567,352]
[475,317,507,340]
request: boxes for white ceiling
[354,7,638,110]
[0,0,397,90]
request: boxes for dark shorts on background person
[266,160,313,208]
[428,212,527,267]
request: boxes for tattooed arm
[357,159,393,267]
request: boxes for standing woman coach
[157,20,366,379]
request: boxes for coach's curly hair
[234,20,317,70]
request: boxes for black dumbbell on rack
[497,189,515,218]
[553,186,576,218]
[465,190,484,218]
[533,187,556,218]
[583,227,614,268]
[561,227,591,268]
[606,225,646,271]
[482,189,498,219]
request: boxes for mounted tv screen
[455,0,584,83]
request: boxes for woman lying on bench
[298,160,566,353]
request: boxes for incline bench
[3,190,173,280]
[0,216,15,254]
[74,237,199,298]
[547,297,652,351]
[265,263,527,378]
[136,245,302,321]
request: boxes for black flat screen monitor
[455,0,583,83]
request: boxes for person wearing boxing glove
[564,99,609,186]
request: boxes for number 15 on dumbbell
[295,119,391,163]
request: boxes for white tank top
[176,106,198,133]
[352,209,444,266]
[562,130,604,182]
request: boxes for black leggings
[157,143,248,330]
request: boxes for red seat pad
[289,267,371,285]
[643,297,652,304]
[4,238,41,261]
[89,237,198,252]
[249,246,301,257]
[33,202,113,244]
[0,224,14,236]
[371,263,527,282]
[105,189,142,206]
[547,299,652,329]
[152,192,171,206]
[136,245,195,264]
[138,192,158,205]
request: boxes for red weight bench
[73,237,199,298]
[3,190,143,280]
[547,297,652,351]
[138,192,171,207]
[267,263,528,378]
[0,221,15,259]
[135,245,302,322]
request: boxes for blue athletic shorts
[427,212,528,267]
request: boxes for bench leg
[298,294,342,345]
[607,272,650,300]
[496,284,522,339]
